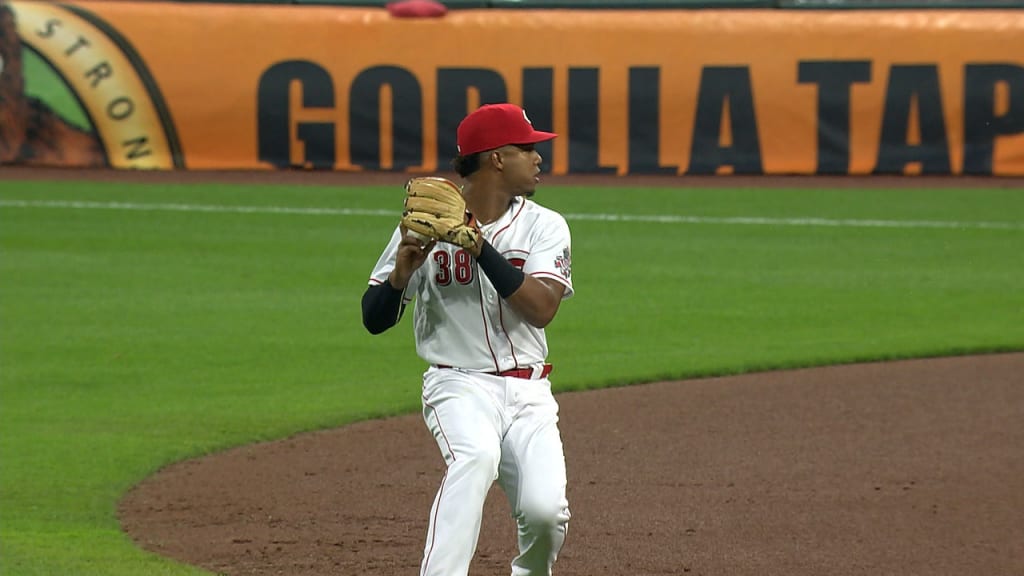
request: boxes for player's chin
[522,176,540,197]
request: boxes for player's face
[498,144,543,197]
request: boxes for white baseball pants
[419,368,571,576]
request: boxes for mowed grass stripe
[1,199,1021,231]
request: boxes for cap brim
[516,131,558,145]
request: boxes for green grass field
[1,179,1022,575]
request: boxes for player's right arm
[361,229,436,334]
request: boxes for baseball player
[361,103,574,576]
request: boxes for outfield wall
[1,0,1023,175]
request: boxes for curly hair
[450,152,481,178]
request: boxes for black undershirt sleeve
[361,280,406,334]
[476,241,526,299]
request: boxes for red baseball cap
[456,104,558,156]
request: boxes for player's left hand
[402,177,481,250]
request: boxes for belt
[435,364,553,380]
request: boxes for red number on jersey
[434,249,474,286]
[454,250,473,284]
[433,252,452,285]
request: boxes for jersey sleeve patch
[554,247,571,280]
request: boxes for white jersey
[367,196,573,372]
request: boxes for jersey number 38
[434,250,474,286]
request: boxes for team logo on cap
[523,109,532,125]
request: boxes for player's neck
[462,181,515,226]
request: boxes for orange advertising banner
[1,0,1023,174]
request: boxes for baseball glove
[402,177,481,249]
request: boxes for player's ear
[489,149,503,171]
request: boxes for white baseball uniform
[367,196,574,576]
